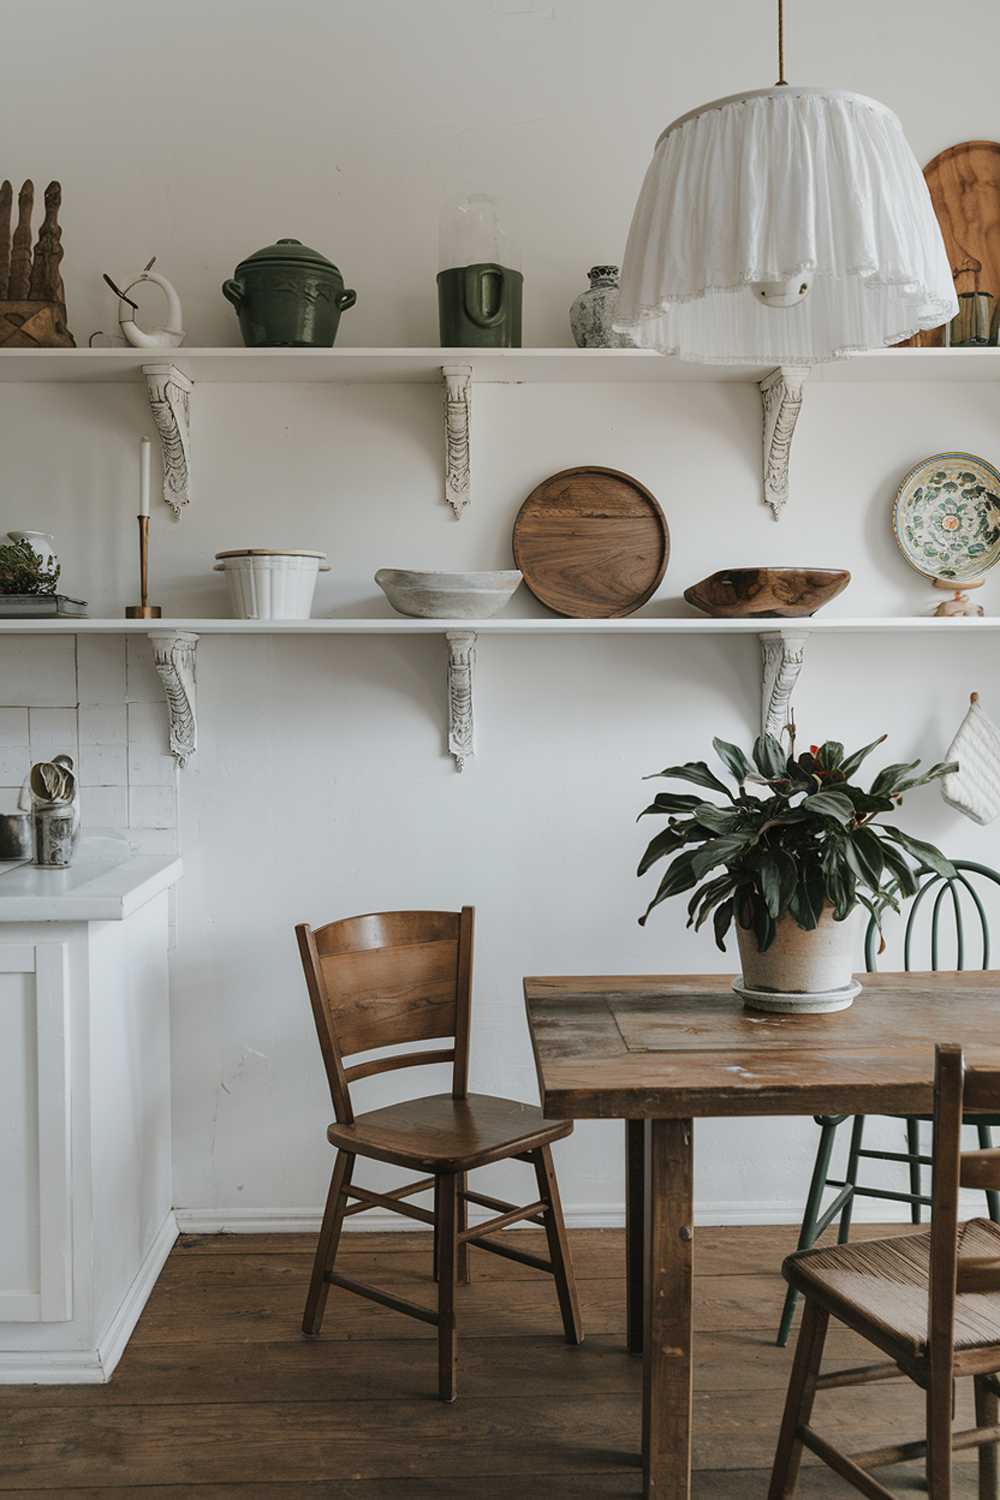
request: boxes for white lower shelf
[5,614,988,777]
[0,615,993,634]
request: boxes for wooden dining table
[523,969,1000,1499]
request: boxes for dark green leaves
[712,737,752,784]
[880,827,957,879]
[840,734,887,779]
[800,789,855,825]
[637,791,704,819]
[636,731,959,945]
[870,761,919,797]
[752,733,788,779]
[644,761,734,799]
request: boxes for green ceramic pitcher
[437,262,523,347]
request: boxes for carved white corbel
[442,363,472,517]
[446,631,476,771]
[148,630,198,767]
[760,366,809,520]
[759,630,807,740]
[143,362,192,518]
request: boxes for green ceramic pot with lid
[222,238,357,347]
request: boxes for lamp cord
[777,0,787,85]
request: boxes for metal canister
[0,812,32,860]
[33,804,76,868]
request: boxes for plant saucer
[733,977,862,1015]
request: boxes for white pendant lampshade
[614,25,958,365]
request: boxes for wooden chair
[770,1042,1000,1499]
[295,906,582,1402]
[776,860,1000,1347]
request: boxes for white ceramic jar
[213,549,330,620]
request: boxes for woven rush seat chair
[770,1043,1000,1499]
[296,906,582,1402]
[777,860,1000,1347]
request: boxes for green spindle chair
[775,859,1000,1348]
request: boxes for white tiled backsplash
[0,634,178,853]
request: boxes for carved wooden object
[0,179,74,347]
[442,364,472,517]
[902,140,1000,348]
[148,630,197,766]
[513,466,669,618]
[446,631,476,772]
[143,363,192,516]
[760,366,808,519]
[685,567,850,618]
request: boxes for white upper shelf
[0,616,996,634]
[1,346,999,384]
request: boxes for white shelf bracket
[446,630,476,771]
[143,362,192,518]
[148,630,198,767]
[759,630,807,740]
[760,365,809,520]
[442,363,472,517]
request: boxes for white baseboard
[97,1210,178,1380]
[174,1198,920,1236]
[0,1211,178,1386]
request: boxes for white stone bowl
[375,569,523,619]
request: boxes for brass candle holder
[125,515,162,619]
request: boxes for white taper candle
[140,436,152,517]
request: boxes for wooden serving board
[905,140,1000,348]
[512,466,669,618]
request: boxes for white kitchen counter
[0,838,182,922]
[0,836,182,1383]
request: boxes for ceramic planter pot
[736,907,861,1013]
[223,239,357,348]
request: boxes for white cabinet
[0,842,181,1382]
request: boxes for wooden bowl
[684,567,851,618]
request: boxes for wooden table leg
[642,1118,694,1499]
[626,1119,646,1356]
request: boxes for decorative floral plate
[893,452,1000,584]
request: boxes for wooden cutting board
[904,140,1000,347]
[512,466,669,618]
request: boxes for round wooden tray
[512,466,669,618]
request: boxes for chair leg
[302,1150,354,1335]
[906,1116,922,1224]
[435,1172,459,1402]
[926,1368,954,1500]
[533,1144,583,1345]
[768,1300,829,1499]
[457,1170,470,1284]
[776,1117,842,1347]
[976,1375,999,1500]
[978,1124,1000,1224]
[838,1115,865,1244]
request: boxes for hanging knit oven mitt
[942,693,1000,826]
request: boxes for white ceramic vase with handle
[736,906,861,1013]
[6,530,58,571]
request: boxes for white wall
[3,0,1000,1229]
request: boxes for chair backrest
[929,1045,1000,1387]
[865,860,1000,973]
[295,907,474,1125]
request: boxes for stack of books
[0,594,87,618]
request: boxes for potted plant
[636,728,957,1012]
[0,534,59,595]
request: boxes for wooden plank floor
[0,1222,986,1495]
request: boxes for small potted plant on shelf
[636,726,957,1013]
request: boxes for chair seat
[327,1092,572,1173]
[785,1218,1000,1362]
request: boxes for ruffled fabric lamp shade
[614,86,958,365]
